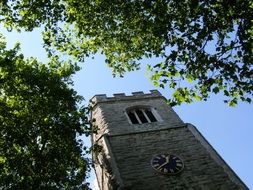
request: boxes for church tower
[90,90,248,190]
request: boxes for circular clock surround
[151,154,184,175]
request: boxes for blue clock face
[151,154,184,175]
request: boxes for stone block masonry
[107,124,247,189]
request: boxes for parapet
[90,90,164,106]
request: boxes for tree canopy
[0,34,91,189]
[1,0,253,106]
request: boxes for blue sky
[1,26,252,189]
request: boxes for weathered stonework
[91,90,248,190]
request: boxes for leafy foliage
[1,0,253,105]
[0,34,91,189]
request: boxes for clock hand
[157,162,168,170]
[166,155,170,164]
[157,155,170,170]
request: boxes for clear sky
[0,26,252,189]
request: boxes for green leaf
[212,87,219,94]
[228,98,238,107]
[246,98,252,103]
[186,75,194,83]
[224,90,229,96]
[194,95,202,101]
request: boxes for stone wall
[107,125,247,189]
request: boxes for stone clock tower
[90,90,248,190]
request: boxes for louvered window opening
[127,109,157,124]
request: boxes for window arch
[126,106,158,124]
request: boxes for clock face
[151,154,184,175]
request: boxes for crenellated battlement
[90,90,163,106]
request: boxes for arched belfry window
[126,107,158,124]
